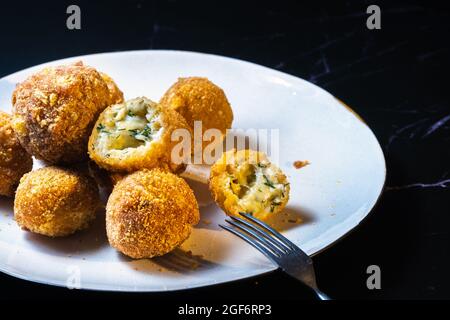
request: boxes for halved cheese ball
[209,149,290,221]
[88,97,192,173]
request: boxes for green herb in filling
[139,126,153,138]
[128,129,139,137]
[128,125,153,140]
[96,123,110,134]
[263,175,276,189]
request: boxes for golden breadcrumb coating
[160,77,233,149]
[88,97,192,173]
[106,169,200,259]
[209,149,290,221]
[0,111,33,196]
[14,166,100,237]
[11,61,114,164]
[100,72,124,105]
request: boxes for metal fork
[219,212,330,300]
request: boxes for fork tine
[219,224,278,263]
[226,218,283,255]
[239,212,297,250]
[228,216,290,253]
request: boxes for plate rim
[0,49,386,292]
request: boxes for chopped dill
[140,126,153,138]
[263,175,275,188]
[96,123,110,134]
[128,126,153,140]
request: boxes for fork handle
[314,288,331,300]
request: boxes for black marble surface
[0,0,449,301]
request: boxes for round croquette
[209,149,290,221]
[88,97,192,173]
[14,166,100,237]
[11,61,120,164]
[160,77,233,148]
[0,111,33,197]
[100,72,124,105]
[106,169,200,259]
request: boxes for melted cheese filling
[228,161,287,215]
[95,97,162,157]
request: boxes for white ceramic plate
[0,50,385,291]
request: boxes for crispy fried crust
[160,77,233,138]
[14,166,100,237]
[106,169,200,259]
[0,111,33,196]
[100,72,124,105]
[88,97,192,173]
[209,149,290,221]
[11,61,117,164]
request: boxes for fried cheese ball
[160,77,233,149]
[0,111,33,197]
[100,72,124,105]
[209,149,290,221]
[14,166,100,237]
[106,169,200,259]
[12,61,122,164]
[89,97,192,173]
